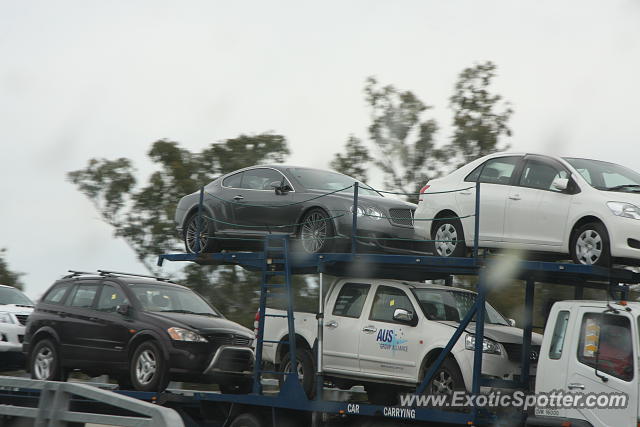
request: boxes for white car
[0,284,34,367]
[415,153,640,266]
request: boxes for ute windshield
[0,286,33,306]
[565,158,640,192]
[288,168,381,196]
[130,284,220,317]
[412,288,509,326]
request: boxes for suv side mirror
[551,177,569,191]
[116,304,131,316]
[393,308,416,325]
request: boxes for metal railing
[0,377,184,427]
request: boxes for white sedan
[415,153,640,266]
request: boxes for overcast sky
[1,1,640,299]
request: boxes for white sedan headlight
[465,334,502,355]
[607,202,640,220]
[0,312,14,324]
[167,327,207,342]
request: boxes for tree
[364,76,439,198]
[68,133,291,326]
[330,135,372,182]
[0,249,25,291]
[442,61,513,168]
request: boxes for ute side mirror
[116,304,131,316]
[551,177,569,191]
[393,308,417,326]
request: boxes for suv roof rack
[65,270,98,278]
[96,270,175,283]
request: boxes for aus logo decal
[376,329,408,352]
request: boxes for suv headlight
[167,327,207,342]
[607,202,640,220]
[0,312,14,324]
[366,207,384,220]
[465,334,502,355]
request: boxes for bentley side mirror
[116,304,131,316]
[551,177,569,191]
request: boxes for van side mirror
[116,304,130,316]
[507,318,516,327]
[551,177,569,191]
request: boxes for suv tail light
[419,184,430,201]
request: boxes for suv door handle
[57,311,67,318]
[567,383,585,390]
[362,325,377,334]
[325,320,338,328]
[508,194,521,201]
[233,195,244,201]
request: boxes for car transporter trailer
[1,182,638,427]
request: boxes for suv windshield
[565,158,640,192]
[130,284,220,316]
[288,168,381,196]
[412,288,509,326]
[0,286,33,306]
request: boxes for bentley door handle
[362,325,377,334]
[233,195,244,201]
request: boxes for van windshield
[412,289,509,326]
[130,284,220,316]
[564,158,640,192]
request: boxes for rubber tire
[570,221,611,267]
[297,208,336,254]
[30,339,65,381]
[183,211,218,254]
[431,217,466,258]
[130,341,170,392]
[279,348,315,399]
[424,357,465,395]
[365,383,399,405]
[230,413,265,427]
[219,379,253,394]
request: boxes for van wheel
[279,348,315,399]
[424,358,465,395]
[432,218,466,257]
[570,222,610,266]
[30,339,64,381]
[130,341,169,392]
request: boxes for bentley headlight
[349,205,365,217]
[607,202,640,220]
[465,334,502,355]
[167,327,207,342]
[366,207,384,220]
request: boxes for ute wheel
[297,208,335,254]
[570,222,611,267]
[184,211,218,254]
[365,383,399,405]
[432,217,466,258]
[30,339,65,381]
[230,413,265,427]
[424,357,465,395]
[279,348,315,399]
[219,379,253,395]
[130,341,169,392]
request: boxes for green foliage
[330,135,372,182]
[365,76,439,197]
[68,133,291,325]
[0,249,24,291]
[442,61,513,168]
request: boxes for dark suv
[23,270,254,392]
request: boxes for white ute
[261,278,542,402]
[527,300,640,427]
[0,284,34,367]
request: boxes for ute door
[456,156,522,244]
[564,308,637,427]
[358,285,419,381]
[504,156,573,247]
[323,282,371,373]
